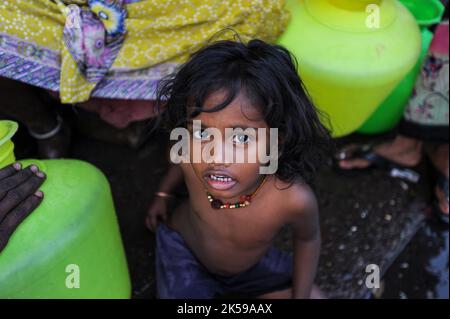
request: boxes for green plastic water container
[278,0,421,137]
[358,0,445,134]
[0,120,131,298]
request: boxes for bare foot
[435,185,449,215]
[427,144,449,178]
[338,135,423,170]
[427,144,449,216]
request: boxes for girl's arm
[292,226,321,299]
[289,192,321,299]
[146,164,184,232]
[155,163,184,195]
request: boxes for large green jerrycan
[0,120,131,298]
[278,0,421,137]
[358,0,445,134]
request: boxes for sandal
[334,143,421,183]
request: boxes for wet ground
[11,110,449,299]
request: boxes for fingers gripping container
[278,0,422,137]
[0,121,131,298]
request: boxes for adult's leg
[0,77,70,158]
[337,135,423,170]
[0,78,57,133]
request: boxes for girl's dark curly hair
[155,39,333,186]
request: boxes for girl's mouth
[204,173,237,191]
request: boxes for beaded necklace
[206,175,268,209]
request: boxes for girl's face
[188,90,270,202]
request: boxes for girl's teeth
[210,175,232,182]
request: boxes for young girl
[146,39,332,299]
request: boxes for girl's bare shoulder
[271,176,318,219]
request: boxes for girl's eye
[193,129,211,140]
[232,134,251,144]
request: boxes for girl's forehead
[198,91,266,125]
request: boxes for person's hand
[0,163,46,253]
[146,196,171,233]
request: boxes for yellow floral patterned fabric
[0,0,289,103]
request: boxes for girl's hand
[146,196,171,233]
[0,163,46,253]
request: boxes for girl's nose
[206,141,231,167]
[210,161,231,168]
[209,150,231,167]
